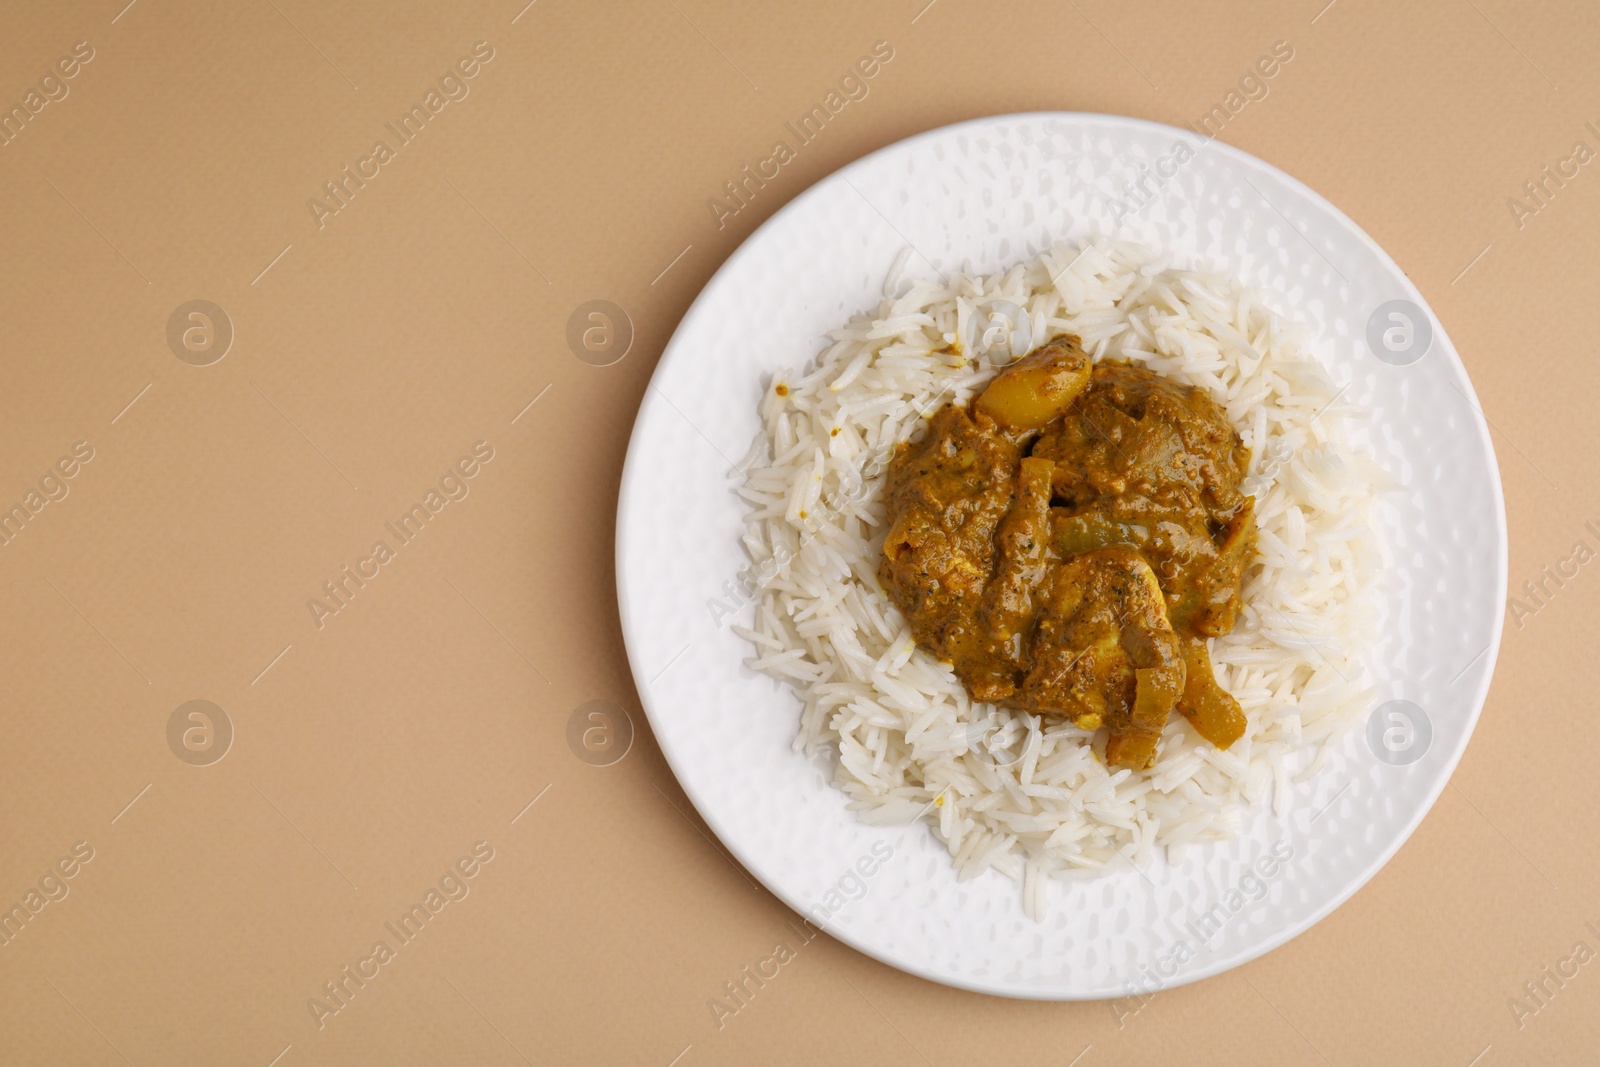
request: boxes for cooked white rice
[732,238,1380,919]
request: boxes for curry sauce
[878,336,1257,768]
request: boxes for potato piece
[974,337,1092,432]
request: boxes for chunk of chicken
[968,456,1056,699]
[878,404,1021,689]
[1020,547,1186,768]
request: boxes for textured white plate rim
[616,111,1507,1000]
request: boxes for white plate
[616,113,1506,999]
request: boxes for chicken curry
[878,335,1257,769]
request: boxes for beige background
[0,0,1595,1063]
